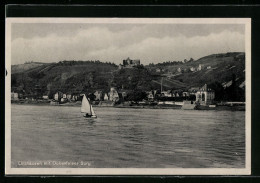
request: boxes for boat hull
[181,103,197,110]
[83,114,97,118]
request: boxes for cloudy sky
[11,23,245,65]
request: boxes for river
[11,104,245,168]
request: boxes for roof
[55,91,63,94]
[199,84,214,92]
[188,87,200,92]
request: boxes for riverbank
[11,100,245,111]
[11,100,181,109]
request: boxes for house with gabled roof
[196,84,215,105]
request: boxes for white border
[5,18,251,175]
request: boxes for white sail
[90,105,96,116]
[81,95,91,114]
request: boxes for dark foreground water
[11,104,245,168]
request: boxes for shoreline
[11,101,245,111]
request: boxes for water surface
[11,104,245,168]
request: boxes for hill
[11,52,245,101]
[11,60,118,97]
[147,52,245,90]
[11,61,49,74]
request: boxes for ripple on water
[11,104,245,168]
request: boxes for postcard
[5,18,251,175]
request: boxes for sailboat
[81,95,97,118]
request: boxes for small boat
[81,95,97,118]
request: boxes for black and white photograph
[5,18,251,175]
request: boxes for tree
[87,93,95,101]
[223,74,245,101]
[125,90,147,102]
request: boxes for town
[11,83,219,109]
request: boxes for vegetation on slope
[11,52,245,101]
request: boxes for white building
[54,91,63,101]
[196,84,215,105]
[108,87,119,102]
[11,92,19,100]
[54,93,59,101]
[197,64,203,71]
[43,95,49,100]
[147,90,158,101]
[190,67,196,72]
[104,93,109,101]
[94,91,103,101]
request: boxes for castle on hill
[119,57,140,69]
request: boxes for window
[202,93,205,101]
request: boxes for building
[147,90,158,101]
[94,91,103,101]
[182,92,190,97]
[18,93,24,99]
[67,94,72,100]
[156,68,161,73]
[161,90,172,97]
[190,67,196,72]
[118,90,128,100]
[42,95,49,100]
[121,57,140,68]
[61,98,67,102]
[196,84,215,105]
[188,87,200,95]
[177,67,182,73]
[121,92,127,99]
[104,93,109,101]
[222,80,232,88]
[147,91,155,101]
[172,90,183,98]
[54,91,63,101]
[71,94,80,101]
[11,92,19,100]
[239,81,245,88]
[62,93,67,99]
[197,64,203,71]
[108,87,119,102]
[33,84,42,99]
[206,66,211,69]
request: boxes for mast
[90,103,96,116]
[161,77,163,93]
[88,97,91,114]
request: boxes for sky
[11,23,245,65]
